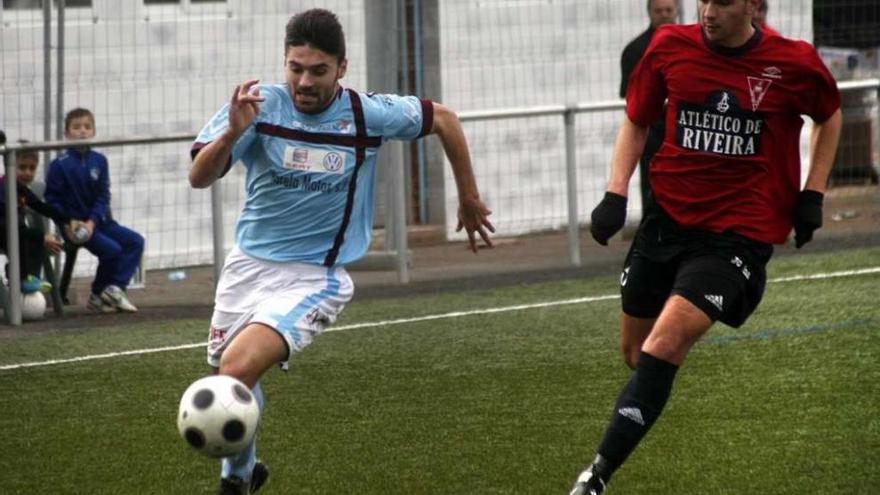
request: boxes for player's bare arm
[590,115,650,245]
[430,102,495,253]
[804,108,843,193]
[792,108,841,248]
[606,115,650,196]
[189,79,265,189]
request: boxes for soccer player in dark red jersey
[569,1,842,494]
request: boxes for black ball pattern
[233,384,253,404]
[193,389,214,410]
[184,428,206,449]
[223,419,246,442]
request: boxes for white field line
[1,266,878,372]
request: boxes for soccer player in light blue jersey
[189,8,494,494]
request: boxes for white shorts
[206,246,354,369]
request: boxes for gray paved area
[4,185,879,335]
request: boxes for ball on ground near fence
[21,292,46,320]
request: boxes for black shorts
[620,207,773,328]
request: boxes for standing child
[45,108,145,313]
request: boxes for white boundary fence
[2,78,877,326]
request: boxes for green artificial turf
[0,247,877,494]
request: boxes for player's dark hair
[64,107,95,131]
[285,9,346,62]
[759,0,768,13]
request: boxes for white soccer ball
[71,225,90,245]
[21,292,46,321]
[177,375,260,458]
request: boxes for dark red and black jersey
[625,24,840,244]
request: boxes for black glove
[793,189,824,248]
[590,192,628,246]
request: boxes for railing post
[390,141,410,283]
[210,181,225,288]
[4,151,22,325]
[42,0,51,145]
[564,107,581,267]
[56,0,66,142]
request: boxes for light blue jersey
[193,84,433,266]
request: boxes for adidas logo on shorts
[704,294,724,311]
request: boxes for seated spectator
[0,146,74,292]
[45,108,144,313]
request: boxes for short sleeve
[624,36,668,126]
[802,48,841,123]
[365,93,433,141]
[191,103,258,167]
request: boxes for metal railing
[0,132,411,325]
[1,134,195,325]
[457,78,880,268]
[459,99,629,267]
[1,78,877,325]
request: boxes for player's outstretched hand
[793,189,824,248]
[590,192,627,246]
[228,79,265,137]
[457,197,495,253]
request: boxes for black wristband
[799,189,824,206]
[602,191,628,208]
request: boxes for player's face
[284,44,347,114]
[699,0,757,47]
[16,157,38,185]
[649,0,678,28]
[64,116,95,140]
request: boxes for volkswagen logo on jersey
[675,90,765,157]
[323,152,344,172]
[283,146,346,174]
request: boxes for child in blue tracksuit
[45,108,144,313]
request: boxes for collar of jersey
[701,24,763,57]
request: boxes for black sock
[594,352,679,480]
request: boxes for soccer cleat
[217,476,246,495]
[21,275,51,294]
[250,462,269,493]
[100,284,138,312]
[568,465,606,495]
[217,462,269,495]
[87,293,116,313]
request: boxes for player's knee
[642,329,700,364]
[218,353,261,388]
